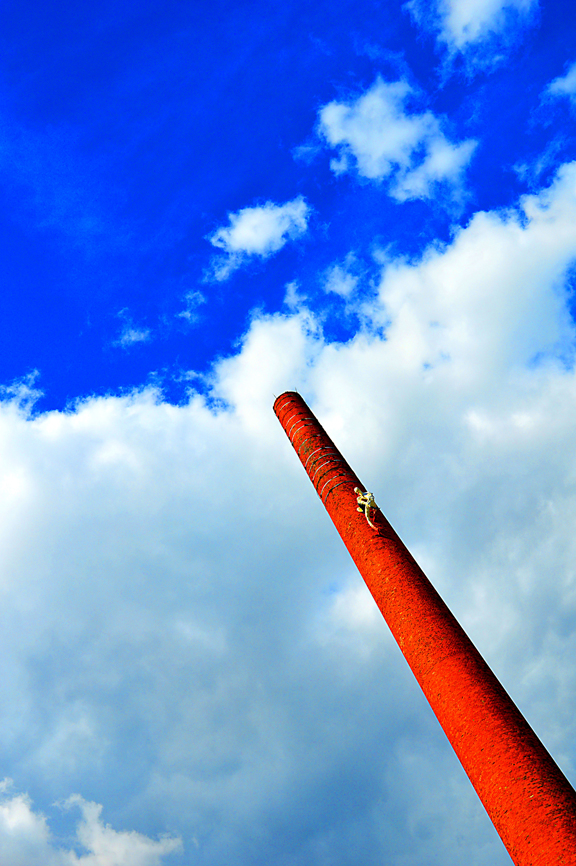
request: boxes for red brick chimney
[274,391,576,866]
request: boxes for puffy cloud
[406,0,537,52]
[283,280,308,311]
[3,162,576,864]
[318,78,476,200]
[0,783,181,866]
[323,255,360,298]
[207,197,310,280]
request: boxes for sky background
[2,0,576,863]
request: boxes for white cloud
[546,61,576,103]
[283,280,307,311]
[113,309,151,348]
[176,290,206,323]
[116,327,151,347]
[207,197,310,280]
[318,78,476,200]
[4,162,576,864]
[323,255,359,298]
[406,0,538,52]
[0,784,181,866]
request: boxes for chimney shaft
[274,391,576,866]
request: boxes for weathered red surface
[274,391,576,866]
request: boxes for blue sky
[2,1,576,864]
[3,0,575,409]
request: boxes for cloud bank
[318,78,476,200]
[2,162,576,864]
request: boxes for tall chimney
[274,391,576,866]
